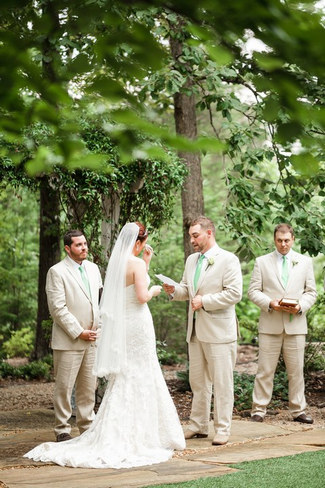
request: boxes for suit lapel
[195,247,222,292]
[271,251,284,290]
[286,251,300,288]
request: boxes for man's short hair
[273,223,294,238]
[64,230,85,247]
[190,216,216,236]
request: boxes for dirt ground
[1,345,324,428]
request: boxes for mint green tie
[79,266,90,295]
[281,255,289,288]
[194,255,205,291]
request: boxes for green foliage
[0,359,52,380]
[1,326,35,359]
[0,185,38,342]
[139,9,325,260]
[1,0,325,173]
[156,341,180,365]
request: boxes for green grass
[144,450,325,488]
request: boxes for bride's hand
[143,244,154,266]
[150,285,162,297]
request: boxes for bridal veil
[93,222,139,377]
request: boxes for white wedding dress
[24,284,185,469]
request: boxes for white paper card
[155,274,178,286]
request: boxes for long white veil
[93,222,139,377]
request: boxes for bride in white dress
[24,222,185,468]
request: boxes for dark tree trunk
[34,177,61,359]
[170,35,204,261]
[34,3,61,359]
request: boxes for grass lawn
[145,450,325,488]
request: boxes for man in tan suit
[248,223,317,424]
[163,216,242,445]
[46,230,103,441]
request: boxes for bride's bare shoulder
[128,256,145,268]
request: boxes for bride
[24,222,185,468]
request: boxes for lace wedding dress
[24,284,185,469]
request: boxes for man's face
[189,224,213,254]
[65,235,88,263]
[274,231,295,255]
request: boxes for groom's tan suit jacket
[248,250,317,334]
[46,256,103,350]
[173,246,242,343]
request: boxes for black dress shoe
[293,414,313,424]
[251,414,264,422]
[56,433,72,442]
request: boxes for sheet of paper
[155,274,178,286]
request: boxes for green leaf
[290,153,320,175]
[66,153,111,171]
[205,43,233,66]
[254,53,284,71]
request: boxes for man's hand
[79,330,97,341]
[192,295,203,311]
[270,300,301,314]
[163,283,175,295]
[281,304,301,315]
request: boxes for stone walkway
[0,409,324,488]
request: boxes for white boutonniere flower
[292,261,298,267]
[206,257,215,270]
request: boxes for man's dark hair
[64,230,85,247]
[190,216,216,236]
[273,223,294,238]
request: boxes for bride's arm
[133,260,161,303]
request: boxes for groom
[46,230,103,441]
[163,216,242,445]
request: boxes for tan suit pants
[252,332,306,418]
[188,336,237,437]
[53,346,97,436]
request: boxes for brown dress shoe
[184,429,208,440]
[56,433,72,442]
[251,414,264,422]
[293,414,313,424]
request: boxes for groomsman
[248,223,317,423]
[46,230,103,441]
[163,216,242,445]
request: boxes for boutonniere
[292,261,298,267]
[205,257,215,270]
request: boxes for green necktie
[194,254,205,291]
[281,255,289,288]
[79,265,91,295]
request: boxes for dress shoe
[184,429,208,440]
[251,414,264,422]
[212,434,229,446]
[56,433,72,442]
[293,414,313,424]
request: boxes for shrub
[0,359,52,380]
[156,341,180,365]
[2,326,35,358]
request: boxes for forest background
[0,0,325,369]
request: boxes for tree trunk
[100,192,121,277]
[170,35,204,261]
[34,177,61,359]
[34,1,61,359]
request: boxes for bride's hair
[135,221,148,241]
